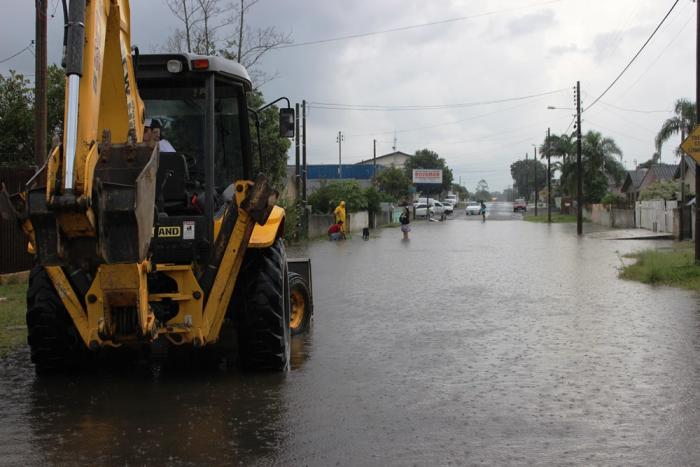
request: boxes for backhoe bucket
[95,143,158,263]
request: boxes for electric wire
[584,0,681,113]
[309,88,568,112]
[0,41,34,64]
[273,0,566,49]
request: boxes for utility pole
[680,128,686,241]
[547,127,552,223]
[525,152,529,204]
[696,0,700,262]
[337,131,344,179]
[373,139,377,183]
[35,0,47,166]
[576,81,583,236]
[533,144,538,216]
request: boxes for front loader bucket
[95,143,158,263]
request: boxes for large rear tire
[236,238,291,371]
[26,265,91,373]
[288,272,312,336]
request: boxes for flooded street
[3,206,700,465]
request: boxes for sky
[0,0,696,193]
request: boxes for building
[356,151,412,170]
[673,155,696,200]
[637,163,677,193]
[621,168,647,206]
[282,164,382,201]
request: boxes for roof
[648,163,677,182]
[356,151,412,165]
[621,168,647,192]
[674,155,696,178]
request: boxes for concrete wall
[635,200,677,233]
[611,209,635,228]
[584,205,635,229]
[308,211,370,237]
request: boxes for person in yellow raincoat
[333,200,346,233]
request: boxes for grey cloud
[548,43,583,57]
[507,10,556,37]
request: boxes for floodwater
[2,202,700,465]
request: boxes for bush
[600,192,625,207]
[307,180,367,213]
[640,179,679,201]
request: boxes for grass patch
[619,246,700,291]
[0,283,27,357]
[524,213,579,223]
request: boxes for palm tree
[542,133,576,197]
[655,98,696,157]
[582,130,624,202]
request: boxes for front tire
[26,265,91,373]
[236,238,291,371]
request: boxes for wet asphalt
[2,202,700,466]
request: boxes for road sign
[681,125,700,163]
[412,169,442,184]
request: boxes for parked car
[465,201,481,215]
[513,198,527,212]
[432,201,445,216]
[414,203,434,217]
[440,200,454,215]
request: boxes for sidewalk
[585,228,673,240]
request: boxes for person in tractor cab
[328,220,346,241]
[144,118,176,152]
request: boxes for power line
[0,41,35,64]
[309,88,568,112]
[273,0,566,49]
[584,0,680,112]
[597,101,671,114]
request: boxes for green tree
[0,65,65,167]
[510,158,547,199]
[473,179,490,201]
[0,71,33,167]
[307,180,367,213]
[640,179,679,201]
[376,166,411,201]
[655,98,696,157]
[451,183,469,202]
[404,148,453,193]
[247,91,292,190]
[582,130,624,203]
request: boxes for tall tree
[0,67,64,167]
[655,98,696,157]
[375,166,411,201]
[582,130,624,202]
[473,179,490,201]
[510,158,546,199]
[164,0,291,86]
[403,148,454,193]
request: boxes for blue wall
[292,164,383,180]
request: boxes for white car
[440,200,454,215]
[432,201,445,216]
[465,201,481,216]
[413,203,434,217]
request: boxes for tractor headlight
[167,60,183,73]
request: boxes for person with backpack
[480,201,487,222]
[399,207,411,240]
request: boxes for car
[513,198,527,212]
[413,203,434,217]
[432,201,445,216]
[440,200,454,215]
[465,201,481,216]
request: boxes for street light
[547,106,573,110]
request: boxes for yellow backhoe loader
[0,0,313,372]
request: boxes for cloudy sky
[1,0,696,192]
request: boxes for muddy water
[2,209,700,465]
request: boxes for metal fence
[0,167,35,274]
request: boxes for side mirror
[279,108,295,138]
